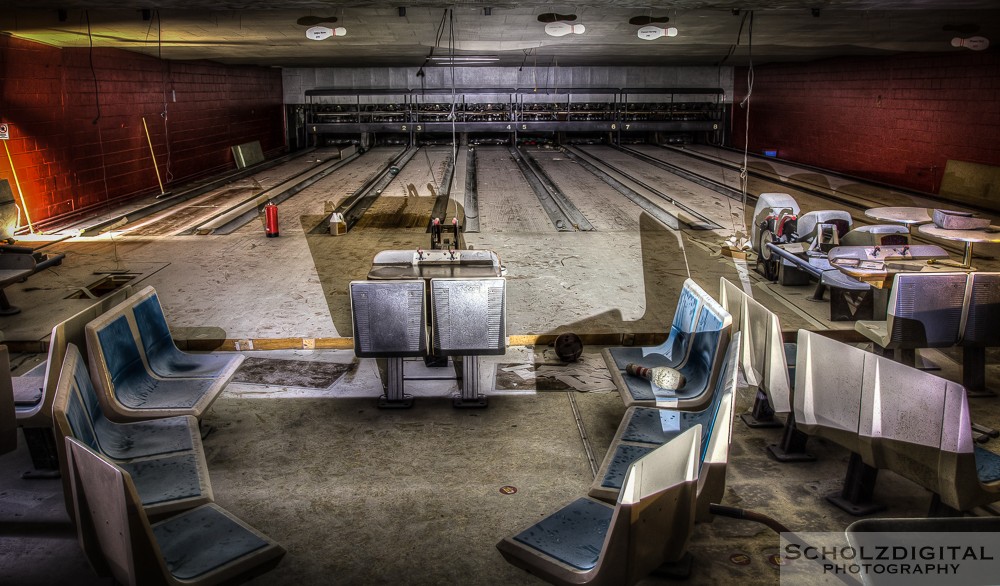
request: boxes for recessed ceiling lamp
[638,26,678,40]
[545,22,585,37]
[306,26,347,40]
[952,36,989,50]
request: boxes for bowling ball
[554,332,583,362]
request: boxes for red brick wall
[0,35,285,227]
[730,52,1000,194]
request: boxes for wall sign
[0,124,8,140]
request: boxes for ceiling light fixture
[638,26,678,40]
[306,26,347,40]
[429,55,499,62]
[544,22,585,37]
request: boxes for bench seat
[498,426,701,586]
[53,344,210,519]
[13,376,43,408]
[609,283,732,412]
[591,334,740,521]
[133,289,244,379]
[975,447,1000,484]
[66,437,285,586]
[88,313,224,421]
[605,279,703,372]
[511,497,613,572]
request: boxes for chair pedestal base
[766,414,815,462]
[453,356,488,409]
[651,551,693,580]
[378,394,414,409]
[963,347,996,398]
[826,453,885,516]
[741,391,783,429]
[379,357,414,409]
[23,427,60,472]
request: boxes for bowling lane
[524,148,640,231]
[475,146,557,232]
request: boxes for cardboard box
[329,213,347,236]
[720,246,748,260]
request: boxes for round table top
[864,206,932,225]
[917,223,1000,244]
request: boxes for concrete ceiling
[2,2,998,68]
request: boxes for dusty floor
[1,145,998,585]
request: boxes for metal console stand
[454,356,488,408]
[377,357,414,409]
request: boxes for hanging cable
[739,10,755,226]
[86,11,101,125]
[449,8,458,213]
[156,11,174,184]
[86,10,123,267]
[416,9,450,87]
[717,10,755,239]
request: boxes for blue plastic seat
[614,295,732,411]
[87,313,223,420]
[498,426,701,586]
[52,344,209,519]
[591,333,741,521]
[65,437,285,586]
[606,279,703,372]
[133,291,244,378]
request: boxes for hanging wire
[448,9,460,220]
[156,11,174,183]
[87,10,123,267]
[739,10,755,228]
[87,11,102,125]
[716,10,755,238]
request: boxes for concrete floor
[1,145,998,585]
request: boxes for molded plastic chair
[612,291,732,411]
[855,272,966,365]
[959,272,1000,393]
[497,426,701,586]
[53,344,209,519]
[0,346,16,455]
[590,332,740,523]
[14,287,134,430]
[65,437,285,586]
[960,272,1000,348]
[86,313,221,421]
[718,278,752,385]
[793,210,852,244]
[605,278,704,373]
[792,330,868,455]
[13,287,135,473]
[131,287,244,379]
[858,352,1000,513]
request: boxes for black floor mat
[231,357,353,388]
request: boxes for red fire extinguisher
[264,202,279,238]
